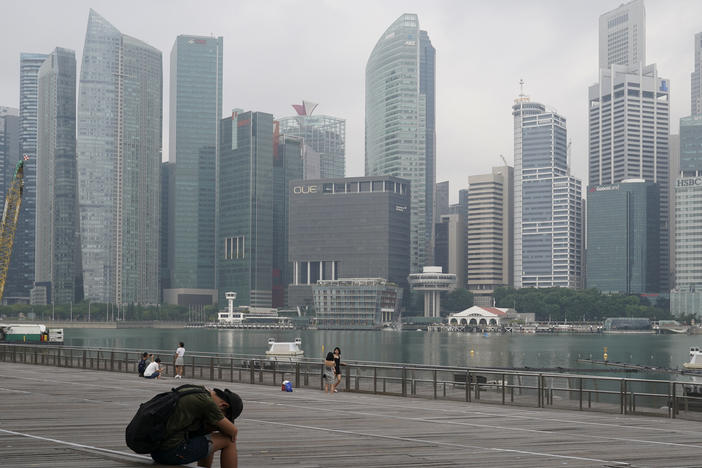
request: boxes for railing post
[465,370,471,402]
[57,347,61,368]
[250,362,255,384]
[190,356,194,379]
[210,357,214,381]
[373,367,377,394]
[345,364,351,392]
[668,382,672,418]
[620,379,625,414]
[433,369,437,399]
[295,362,300,388]
[502,374,505,405]
[401,366,407,397]
[230,358,234,383]
[538,374,543,408]
[272,361,277,385]
[579,377,583,411]
[673,382,678,419]
[110,351,114,371]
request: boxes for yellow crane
[0,157,26,301]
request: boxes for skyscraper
[590,0,670,290]
[35,48,83,305]
[77,10,162,304]
[599,0,645,70]
[513,100,583,289]
[218,111,274,307]
[0,107,19,200]
[272,131,303,307]
[11,53,47,302]
[168,35,223,293]
[366,13,435,273]
[467,166,513,305]
[278,101,345,179]
[691,32,702,116]
[587,180,659,294]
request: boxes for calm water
[65,328,700,382]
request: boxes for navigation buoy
[603,347,608,362]
[469,349,475,357]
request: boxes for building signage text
[676,178,702,187]
[293,185,318,194]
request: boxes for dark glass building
[287,176,411,307]
[168,35,223,292]
[586,180,660,294]
[272,131,303,307]
[34,48,83,305]
[218,111,274,307]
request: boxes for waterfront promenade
[1,362,702,467]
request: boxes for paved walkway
[1,362,701,467]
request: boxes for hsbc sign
[293,185,318,194]
[677,178,702,187]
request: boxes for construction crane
[0,157,27,302]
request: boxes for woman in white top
[174,342,185,379]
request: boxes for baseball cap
[214,388,243,421]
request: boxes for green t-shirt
[160,387,225,449]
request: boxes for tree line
[493,287,671,322]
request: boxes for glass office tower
[168,35,223,292]
[11,53,47,302]
[366,13,435,273]
[77,10,162,304]
[217,111,274,307]
[35,48,83,304]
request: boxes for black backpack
[125,384,208,453]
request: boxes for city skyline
[1,1,701,202]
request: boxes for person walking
[331,347,344,393]
[174,342,185,379]
[323,351,336,394]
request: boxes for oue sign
[293,185,318,194]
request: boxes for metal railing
[1,343,700,420]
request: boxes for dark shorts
[151,435,213,465]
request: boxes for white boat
[683,347,702,369]
[265,338,304,359]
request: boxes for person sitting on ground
[138,352,152,377]
[150,386,242,468]
[143,357,162,379]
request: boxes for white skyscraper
[589,0,670,291]
[513,99,582,289]
[599,0,646,70]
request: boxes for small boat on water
[683,347,702,369]
[265,338,304,360]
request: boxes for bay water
[65,328,700,382]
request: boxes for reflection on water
[64,328,701,381]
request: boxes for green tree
[442,288,474,314]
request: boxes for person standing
[332,347,344,393]
[323,352,336,394]
[174,342,185,379]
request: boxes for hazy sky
[2,0,701,202]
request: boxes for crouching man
[151,386,243,468]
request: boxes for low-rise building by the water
[312,278,402,329]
